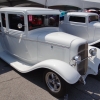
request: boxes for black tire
[96,65,100,80]
[44,70,69,98]
[98,67,100,75]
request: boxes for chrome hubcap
[45,72,61,93]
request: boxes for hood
[38,31,85,47]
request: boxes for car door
[2,12,33,62]
[0,12,9,50]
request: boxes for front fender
[88,46,100,75]
[29,59,81,84]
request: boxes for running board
[0,51,35,73]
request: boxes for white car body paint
[0,7,98,85]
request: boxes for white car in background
[60,12,100,45]
[0,7,99,98]
[60,12,100,78]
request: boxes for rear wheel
[44,70,69,98]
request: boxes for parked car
[60,12,100,77]
[0,7,98,98]
[60,12,100,45]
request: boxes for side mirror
[18,23,23,29]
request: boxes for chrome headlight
[73,55,81,64]
[89,48,97,56]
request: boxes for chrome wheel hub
[45,72,61,93]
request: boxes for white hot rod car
[60,12,100,45]
[60,12,100,77]
[0,7,99,98]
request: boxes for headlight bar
[71,48,97,66]
[73,55,81,64]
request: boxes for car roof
[0,7,54,11]
[0,7,60,15]
[67,12,98,17]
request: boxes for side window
[1,13,6,27]
[28,15,59,31]
[48,15,59,26]
[89,15,99,23]
[28,15,44,30]
[8,14,24,31]
[69,16,85,23]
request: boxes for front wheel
[44,70,69,98]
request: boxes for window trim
[69,15,86,24]
[1,13,6,27]
[27,14,60,31]
[8,12,25,32]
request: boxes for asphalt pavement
[0,58,100,100]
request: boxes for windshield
[28,15,59,31]
[89,15,99,23]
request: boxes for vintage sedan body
[0,7,98,97]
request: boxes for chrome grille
[77,43,88,75]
